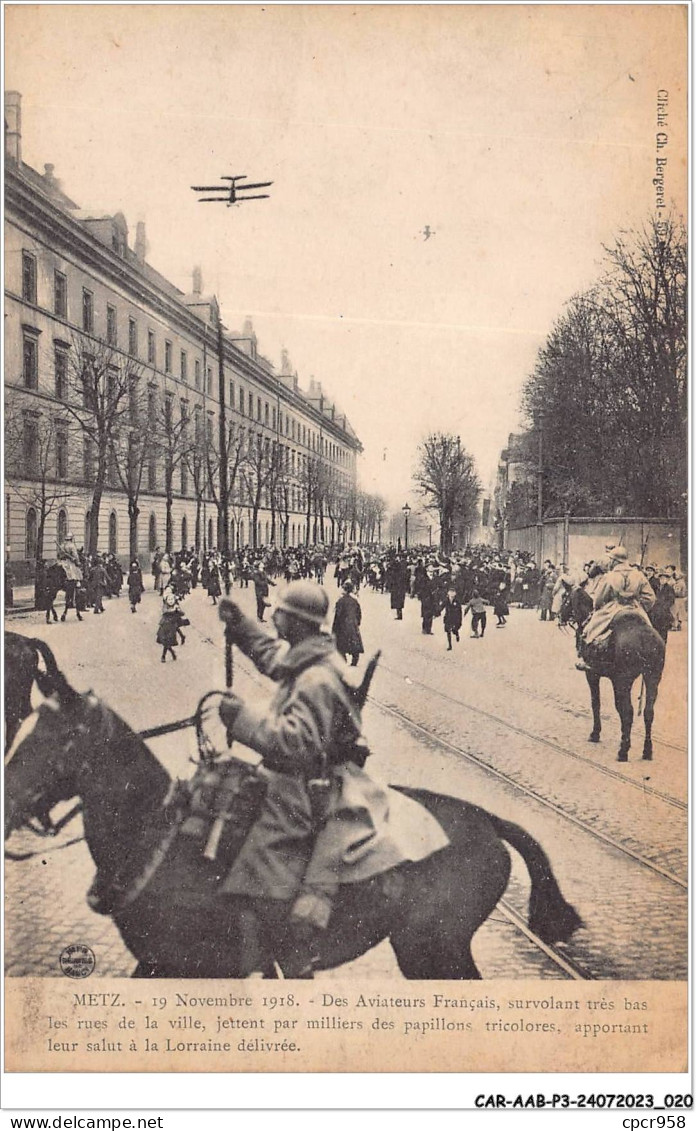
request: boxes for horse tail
[487,813,584,944]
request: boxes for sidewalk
[5,583,37,615]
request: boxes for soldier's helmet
[608,545,628,564]
[275,580,329,626]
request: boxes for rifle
[308,650,382,824]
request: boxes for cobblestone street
[5,582,688,981]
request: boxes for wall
[505,518,683,572]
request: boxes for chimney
[192,265,203,295]
[43,163,60,189]
[135,221,148,264]
[243,317,258,358]
[5,91,21,164]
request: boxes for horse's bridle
[4,695,100,859]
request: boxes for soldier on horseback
[217,579,448,977]
[56,533,84,621]
[575,546,656,671]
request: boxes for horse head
[4,683,86,841]
[5,682,171,851]
[558,582,592,631]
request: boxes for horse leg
[586,672,601,742]
[613,678,633,761]
[390,841,511,980]
[642,677,659,761]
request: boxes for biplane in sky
[191,174,272,206]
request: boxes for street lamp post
[402,502,411,550]
[536,411,544,566]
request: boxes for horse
[4,632,60,752]
[558,584,665,762]
[43,562,70,623]
[5,678,582,979]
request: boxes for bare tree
[522,214,687,518]
[5,391,79,600]
[240,429,271,548]
[204,415,245,552]
[109,375,151,559]
[413,433,481,552]
[62,335,145,553]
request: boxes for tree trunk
[195,496,201,550]
[128,499,140,560]
[34,509,47,609]
[165,467,174,552]
[89,458,106,555]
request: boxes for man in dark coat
[442,587,463,650]
[89,557,107,614]
[388,556,408,620]
[419,571,438,635]
[253,564,275,622]
[332,581,364,666]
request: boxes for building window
[148,513,157,552]
[25,507,38,560]
[108,511,117,555]
[107,438,118,487]
[148,330,156,365]
[164,340,172,373]
[57,508,68,545]
[129,376,139,425]
[239,387,245,415]
[272,407,277,431]
[22,252,37,304]
[107,304,118,346]
[56,426,69,479]
[83,437,94,483]
[229,380,234,406]
[206,367,213,395]
[148,449,157,492]
[22,333,38,389]
[256,397,262,421]
[106,366,118,410]
[194,358,201,389]
[180,350,188,382]
[82,288,94,333]
[54,347,68,400]
[264,402,269,426]
[54,270,67,318]
[23,416,39,476]
[128,318,138,357]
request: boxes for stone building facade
[4,92,361,579]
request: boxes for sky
[5,4,687,511]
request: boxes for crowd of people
[47,533,687,666]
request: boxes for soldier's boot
[282,887,335,979]
[236,903,266,977]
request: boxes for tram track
[378,659,687,812]
[193,613,686,979]
[195,622,686,890]
[371,692,686,891]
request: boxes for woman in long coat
[206,560,222,604]
[156,592,180,662]
[127,561,145,613]
[332,581,364,666]
[388,557,408,620]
